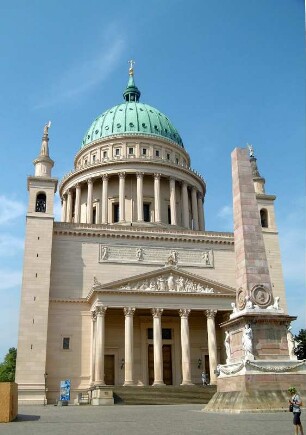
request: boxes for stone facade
[15,71,290,405]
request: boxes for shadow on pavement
[15,414,41,422]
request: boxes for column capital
[62,193,67,200]
[136,172,144,179]
[87,178,93,185]
[191,185,197,193]
[179,308,191,318]
[91,311,97,321]
[205,309,217,319]
[102,174,109,181]
[124,307,136,317]
[154,173,161,180]
[118,172,126,179]
[151,308,163,318]
[67,189,72,196]
[95,305,107,316]
[75,182,81,188]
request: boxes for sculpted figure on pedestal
[242,324,253,360]
[224,331,231,363]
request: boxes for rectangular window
[128,147,134,155]
[167,153,170,160]
[103,151,107,158]
[115,148,120,156]
[142,148,147,155]
[93,155,96,162]
[113,203,119,223]
[155,150,160,157]
[176,158,179,164]
[143,203,150,222]
[147,328,172,340]
[63,337,70,350]
[93,207,97,224]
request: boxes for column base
[180,381,194,386]
[152,381,165,387]
[123,381,136,386]
[94,381,106,387]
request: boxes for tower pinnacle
[246,144,266,194]
[33,122,54,177]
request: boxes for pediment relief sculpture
[118,273,217,294]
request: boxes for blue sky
[0,0,304,361]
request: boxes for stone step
[112,385,216,405]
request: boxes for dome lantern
[123,60,141,103]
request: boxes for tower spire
[247,144,265,194]
[33,122,54,177]
[123,60,141,102]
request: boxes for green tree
[0,348,17,382]
[294,329,306,360]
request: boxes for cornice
[256,193,276,201]
[50,298,88,304]
[59,157,205,195]
[53,222,234,245]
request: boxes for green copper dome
[81,67,184,148]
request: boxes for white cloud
[217,205,233,231]
[35,27,126,109]
[217,205,233,219]
[0,234,24,256]
[0,195,25,225]
[0,269,22,291]
[54,195,62,222]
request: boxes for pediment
[90,266,236,297]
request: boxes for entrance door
[162,345,172,385]
[148,344,154,385]
[104,355,115,385]
[147,344,173,385]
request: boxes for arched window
[260,208,268,228]
[36,193,46,213]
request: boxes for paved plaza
[0,404,303,435]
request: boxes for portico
[87,267,235,388]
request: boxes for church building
[15,63,287,404]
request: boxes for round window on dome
[95,130,99,134]
[105,126,109,130]
[154,125,159,130]
[87,135,90,139]
[129,122,134,127]
[117,123,121,128]
[142,123,147,128]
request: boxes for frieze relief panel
[118,273,217,294]
[99,244,214,268]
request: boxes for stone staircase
[113,385,216,405]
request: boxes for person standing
[201,371,208,386]
[288,387,304,435]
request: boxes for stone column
[101,174,109,224]
[94,305,107,385]
[61,194,67,222]
[179,309,193,385]
[74,184,81,224]
[123,307,135,385]
[136,172,144,222]
[169,178,177,225]
[191,187,199,230]
[151,308,165,386]
[66,189,73,223]
[205,309,217,385]
[118,172,126,222]
[87,178,93,224]
[181,182,189,228]
[90,311,97,385]
[154,174,161,223]
[198,193,205,231]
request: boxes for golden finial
[128,59,135,76]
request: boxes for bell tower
[15,123,58,404]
